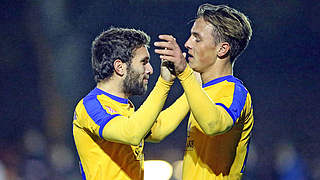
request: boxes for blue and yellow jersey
[180,65,254,180]
[73,88,144,180]
[150,65,254,180]
[73,77,173,180]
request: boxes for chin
[190,65,202,73]
[189,63,197,70]
[143,82,148,88]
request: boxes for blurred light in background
[49,143,75,174]
[144,160,173,180]
[311,157,320,180]
[274,141,308,180]
[172,160,183,180]
[23,129,46,157]
[0,160,6,180]
[24,159,48,180]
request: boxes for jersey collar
[93,88,129,104]
[202,75,234,88]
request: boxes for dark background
[1,0,319,179]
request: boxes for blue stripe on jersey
[203,75,248,123]
[216,103,236,124]
[98,114,120,137]
[202,75,233,88]
[83,93,121,138]
[94,88,128,104]
[241,137,251,173]
[80,161,86,180]
[227,78,248,122]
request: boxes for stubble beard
[123,67,147,96]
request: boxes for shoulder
[73,88,110,118]
[82,90,110,115]
[225,76,250,104]
[226,76,248,92]
[204,76,248,100]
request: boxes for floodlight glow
[144,160,173,180]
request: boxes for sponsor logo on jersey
[105,106,117,113]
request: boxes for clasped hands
[154,35,187,82]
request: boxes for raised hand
[160,58,176,82]
[154,35,187,75]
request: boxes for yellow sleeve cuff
[158,75,174,87]
[177,64,193,81]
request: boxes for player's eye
[141,59,148,65]
[193,36,201,42]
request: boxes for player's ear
[114,59,126,76]
[217,42,230,59]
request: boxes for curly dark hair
[197,4,252,63]
[91,27,150,82]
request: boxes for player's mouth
[143,77,149,84]
[187,52,194,61]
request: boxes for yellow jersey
[73,77,173,180]
[150,65,254,180]
[183,74,254,180]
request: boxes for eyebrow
[140,56,150,63]
[191,32,201,39]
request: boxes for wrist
[177,63,187,75]
[158,75,174,86]
[177,64,193,81]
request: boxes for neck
[96,77,129,99]
[200,58,233,84]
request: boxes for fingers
[154,48,174,56]
[157,52,186,62]
[158,35,176,43]
[154,34,187,75]
[154,34,180,59]
[154,42,174,49]
[159,55,177,62]
[154,35,177,49]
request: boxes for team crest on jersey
[105,106,117,113]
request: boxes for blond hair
[197,4,252,62]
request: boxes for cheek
[198,45,216,61]
[194,47,206,62]
[141,66,147,75]
[194,44,206,57]
[133,65,145,74]
[138,67,146,78]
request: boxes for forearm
[178,65,233,136]
[102,76,173,145]
[147,94,189,142]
